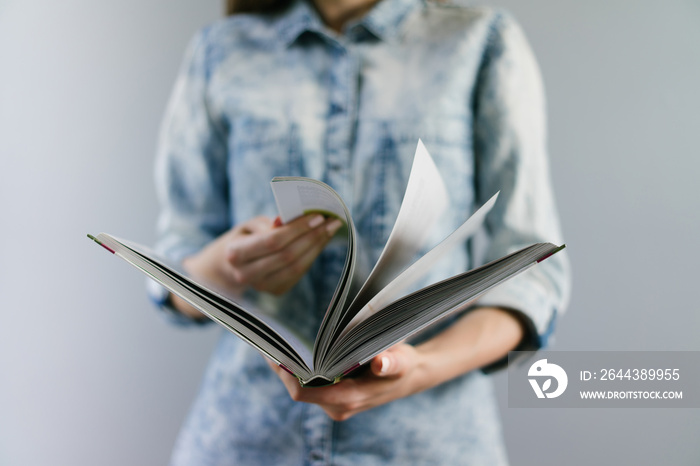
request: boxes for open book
[88,141,564,387]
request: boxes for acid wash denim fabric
[150,0,571,464]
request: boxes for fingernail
[308,215,324,229]
[326,219,343,235]
[379,356,390,375]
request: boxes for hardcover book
[88,141,564,387]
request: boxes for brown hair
[225,0,293,15]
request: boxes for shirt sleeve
[148,27,231,326]
[472,11,571,354]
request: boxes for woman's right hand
[171,214,343,318]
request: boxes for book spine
[87,234,116,254]
[537,244,566,263]
[342,363,361,376]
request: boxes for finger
[228,214,327,264]
[230,218,342,289]
[370,354,393,377]
[253,219,343,293]
[237,216,275,235]
[256,217,337,273]
[370,348,407,377]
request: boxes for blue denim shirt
[151,0,570,464]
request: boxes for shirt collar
[274,0,422,47]
[360,0,421,42]
[274,1,322,47]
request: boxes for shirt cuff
[475,271,561,373]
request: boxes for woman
[150,0,570,463]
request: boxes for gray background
[1,0,698,465]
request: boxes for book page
[91,233,315,373]
[344,140,449,314]
[323,243,562,376]
[340,192,499,338]
[271,178,347,224]
[270,177,358,366]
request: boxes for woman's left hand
[268,343,428,421]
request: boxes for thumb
[371,349,406,377]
